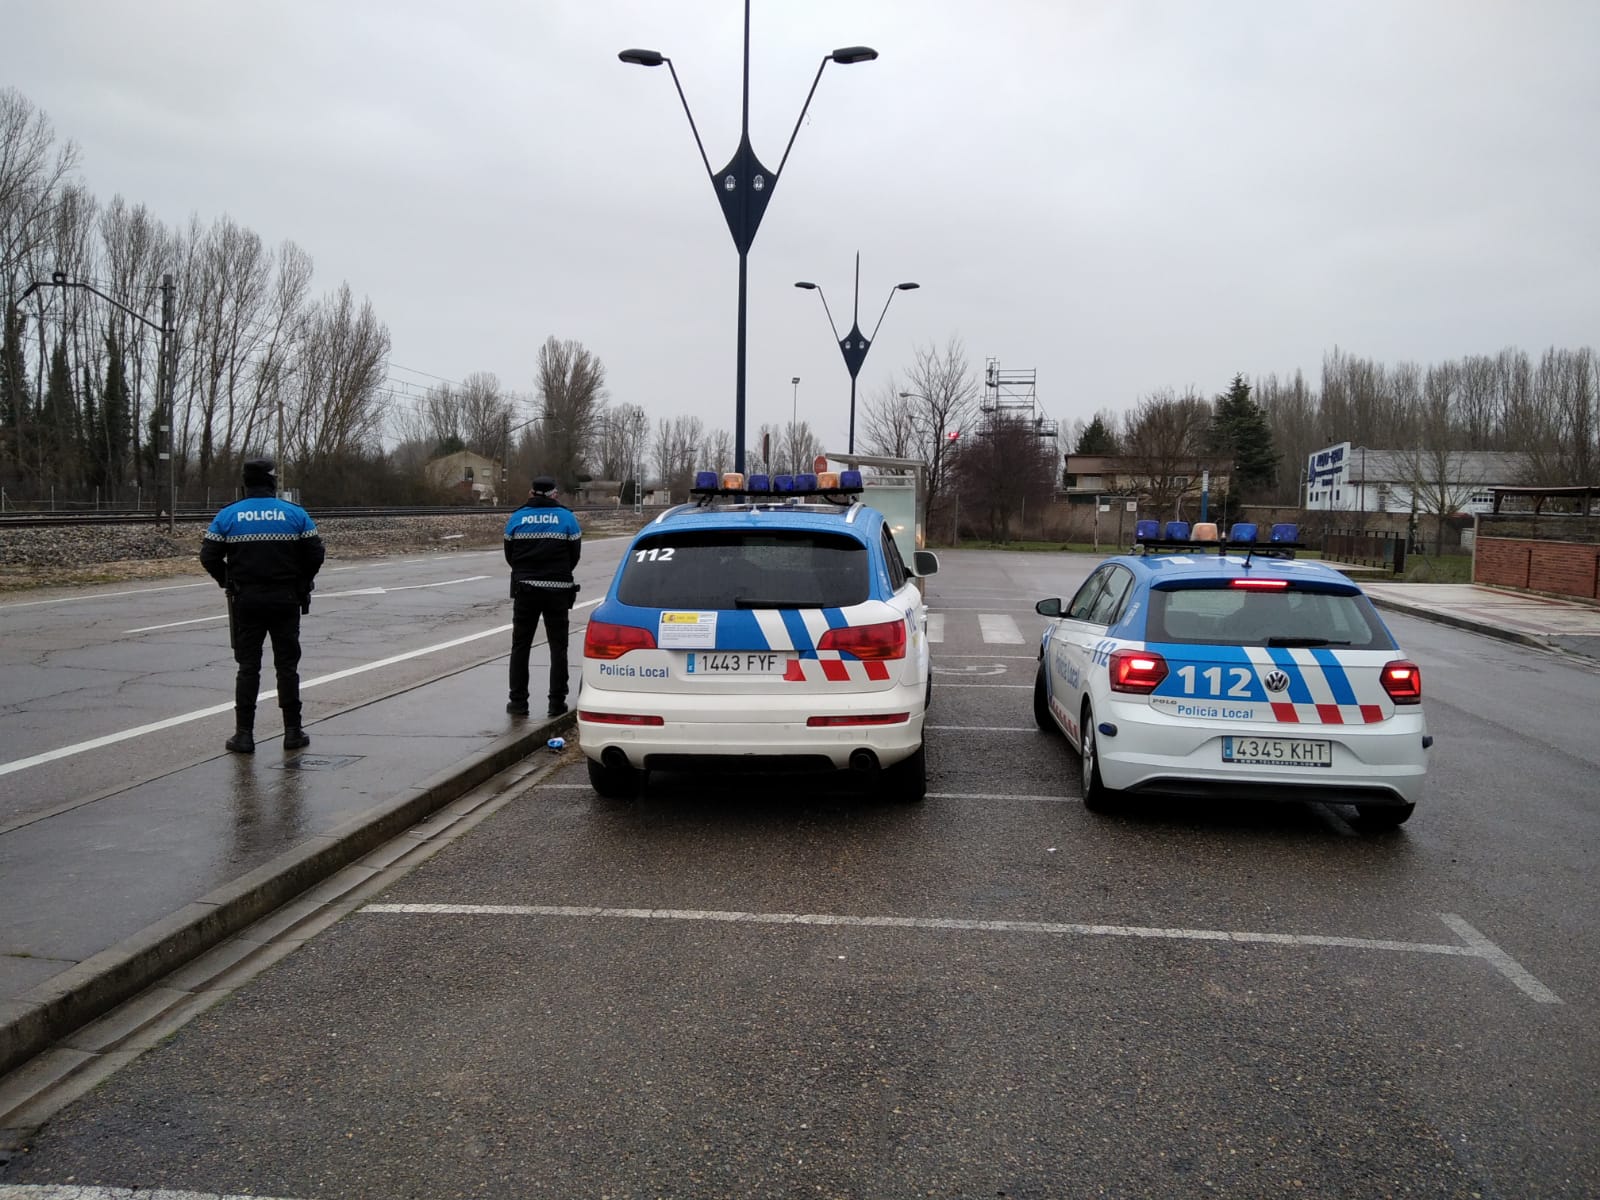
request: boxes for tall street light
[795,254,918,453]
[620,4,877,473]
[790,375,800,471]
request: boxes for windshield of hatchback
[616,529,870,609]
[1146,584,1395,650]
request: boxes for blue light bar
[1165,521,1190,541]
[1229,522,1258,543]
[840,469,863,489]
[1270,523,1298,543]
[746,473,770,492]
[773,474,795,492]
[1134,519,1160,541]
[796,473,818,491]
[693,470,718,490]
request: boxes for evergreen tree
[0,307,29,473]
[41,340,77,490]
[100,330,131,488]
[1210,373,1278,498]
[1075,414,1118,455]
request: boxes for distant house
[425,450,502,505]
[1062,453,1234,516]
[1303,443,1523,515]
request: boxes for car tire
[1033,663,1055,733]
[1354,802,1414,830]
[883,743,927,803]
[587,756,644,800]
[1078,705,1120,814]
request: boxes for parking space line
[1438,913,1563,1003]
[927,725,1036,732]
[979,614,1025,643]
[926,613,944,642]
[0,1188,303,1199]
[361,904,1559,1002]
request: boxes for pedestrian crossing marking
[926,613,945,643]
[978,613,1024,644]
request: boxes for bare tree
[1117,387,1213,517]
[953,411,1058,542]
[284,282,390,495]
[535,336,607,489]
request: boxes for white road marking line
[0,1188,304,1200]
[934,654,1035,660]
[125,614,229,633]
[122,577,495,632]
[361,904,1555,1000]
[927,725,1037,732]
[0,580,212,610]
[0,601,602,779]
[927,792,1072,802]
[926,613,944,643]
[1438,913,1563,1003]
[937,683,1030,689]
[979,613,1025,644]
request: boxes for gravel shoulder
[0,510,649,594]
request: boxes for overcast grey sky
[4,0,1596,452]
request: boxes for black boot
[226,727,255,754]
[283,726,310,750]
[282,704,309,750]
[547,697,568,718]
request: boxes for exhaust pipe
[602,747,631,771]
[849,748,879,773]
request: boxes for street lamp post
[620,4,877,473]
[796,255,917,453]
[790,376,800,472]
[19,271,177,531]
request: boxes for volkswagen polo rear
[1097,571,1429,820]
[577,512,929,789]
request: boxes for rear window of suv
[1146,584,1396,650]
[617,529,870,610]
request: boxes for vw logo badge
[1264,671,1290,693]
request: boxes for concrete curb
[0,714,572,1079]
[1367,595,1552,652]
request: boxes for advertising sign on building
[1306,441,1351,508]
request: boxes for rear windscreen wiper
[1265,637,1351,647]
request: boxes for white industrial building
[1303,442,1524,515]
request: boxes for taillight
[584,620,657,659]
[1108,648,1168,693]
[578,710,665,726]
[806,712,910,727]
[1380,659,1422,704]
[818,619,906,661]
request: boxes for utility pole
[160,273,176,532]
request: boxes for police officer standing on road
[200,458,325,754]
[505,474,582,718]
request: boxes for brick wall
[1475,536,1600,599]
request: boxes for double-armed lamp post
[620,1,877,473]
[795,255,918,453]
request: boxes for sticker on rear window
[658,611,717,648]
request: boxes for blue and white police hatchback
[577,469,938,801]
[1033,522,1430,828]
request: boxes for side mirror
[1035,598,1062,618]
[912,550,940,577]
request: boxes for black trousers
[510,589,571,707]
[233,598,302,727]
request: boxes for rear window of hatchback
[617,529,871,610]
[1145,582,1396,650]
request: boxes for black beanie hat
[530,475,557,494]
[242,458,277,487]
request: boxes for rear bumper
[576,680,926,771]
[1094,698,1429,807]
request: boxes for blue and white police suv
[1033,522,1430,828]
[577,469,939,801]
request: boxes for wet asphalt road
[3,550,1597,1198]
[0,540,628,823]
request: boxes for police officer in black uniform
[200,458,325,754]
[504,475,582,717]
